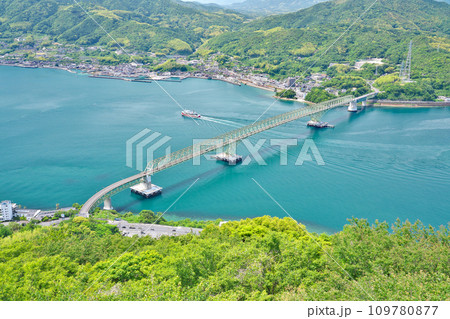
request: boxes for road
[109,220,202,238]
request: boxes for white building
[1,200,15,221]
[354,58,384,70]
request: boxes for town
[0,37,393,103]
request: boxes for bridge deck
[79,95,355,216]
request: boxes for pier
[130,184,162,198]
[129,175,162,198]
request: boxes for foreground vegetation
[0,214,448,301]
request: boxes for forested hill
[0,0,246,53]
[244,0,449,33]
[202,0,449,83]
[0,216,448,300]
[228,0,329,15]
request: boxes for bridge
[348,91,379,112]
[79,93,376,217]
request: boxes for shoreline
[369,100,450,108]
[2,63,448,108]
[274,95,316,105]
[240,80,275,92]
[0,63,258,89]
[372,104,450,108]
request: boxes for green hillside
[0,215,448,300]
[0,0,246,54]
[202,0,449,94]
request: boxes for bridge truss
[146,95,354,174]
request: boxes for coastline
[274,95,316,105]
[372,104,450,108]
[0,63,258,89]
[240,79,275,92]
[2,63,448,108]
[369,99,450,108]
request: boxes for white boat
[181,110,201,118]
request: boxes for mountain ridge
[0,0,246,54]
[227,0,329,15]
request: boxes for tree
[275,89,296,99]
[305,88,335,103]
[0,225,12,238]
[138,210,166,224]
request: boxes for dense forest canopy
[0,215,448,300]
[0,0,246,53]
[202,0,449,78]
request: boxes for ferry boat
[181,110,201,118]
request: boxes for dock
[89,75,130,81]
[151,76,182,82]
[131,78,152,83]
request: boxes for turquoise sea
[1,66,449,233]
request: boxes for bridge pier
[362,100,367,107]
[103,197,113,210]
[348,101,358,112]
[213,141,243,165]
[130,174,162,198]
[213,152,243,165]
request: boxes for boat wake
[200,116,242,128]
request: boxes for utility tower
[399,61,404,78]
[401,41,413,82]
